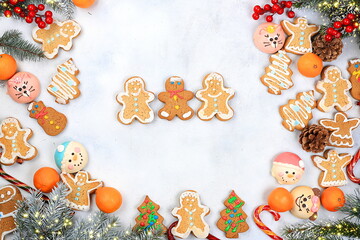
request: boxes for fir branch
[0,30,45,61]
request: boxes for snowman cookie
[7,72,41,104]
[271,152,304,185]
[54,141,88,174]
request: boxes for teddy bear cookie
[281,17,320,55]
[171,190,210,239]
[279,91,316,132]
[32,20,81,59]
[28,101,67,136]
[253,22,286,54]
[7,72,41,104]
[158,76,194,120]
[271,152,305,185]
[116,76,155,125]
[260,50,293,95]
[316,66,352,112]
[290,186,321,220]
[48,58,80,105]
[0,117,37,166]
[54,141,89,174]
[196,73,235,121]
[0,185,22,240]
[61,171,103,211]
[319,112,360,148]
[312,149,352,188]
[347,59,360,100]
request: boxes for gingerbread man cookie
[28,101,67,136]
[0,185,22,240]
[348,59,360,100]
[32,20,81,59]
[61,171,103,211]
[158,76,194,120]
[281,17,320,55]
[312,150,352,188]
[196,73,235,121]
[116,77,155,125]
[171,190,210,239]
[0,118,37,165]
[319,112,360,148]
[316,66,352,112]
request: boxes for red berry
[28,10,36,18]
[272,4,280,11]
[27,4,36,11]
[253,5,262,13]
[259,9,265,15]
[324,34,333,42]
[333,21,342,28]
[335,32,342,38]
[35,17,42,23]
[342,18,351,26]
[280,1,287,6]
[271,0,278,4]
[277,7,284,14]
[264,4,271,11]
[347,13,356,20]
[252,13,260,20]
[4,10,12,17]
[37,4,45,11]
[45,11,52,17]
[45,17,53,24]
[25,16,33,23]
[285,1,293,8]
[14,7,22,14]
[326,27,335,35]
[287,10,295,18]
[38,21,46,29]
[19,12,25,18]
[266,15,273,22]
[9,0,18,5]
[346,25,355,33]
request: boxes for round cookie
[7,72,40,104]
[290,186,321,220]
[253,22,286,54]
[54,141,88,173]
[271,152,304,185]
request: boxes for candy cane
[253,205,283,240]
[167,221,220,240]
[347,149,360,184]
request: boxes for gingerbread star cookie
[348,59,360,100]
[319,112,360,148]
[312,150,352,188]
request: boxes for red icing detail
[222,216,227,220]
[235,200,240,204]
[145,199,149,203]
[143,215,147,219]
[231,191,235,196]
[231,223,236,227]
[140,222,145,226]
[147,209,151,213]
[229,205,234,210]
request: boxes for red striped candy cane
[253,205,283,240]
[347,149,360,184]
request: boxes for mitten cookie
[290,186,321,220]
[279,91,316,131]
[319,112,360,148]
[32,20,81,59]
[28,101,67,136]
[48,58,80,105]
[196,73,235,121]
[54,141,89,174]
[116,77,155,124]
[0,185,22,240]
[7,72,41,104]
[316,66,352,112]
[348,59,360,100]
[260,50,293,95]
[171,190,210,239]
[61,171,103,211]
[281,17,320,55]
[312,150,352,188]
[158,76,194,120]
[0,118,37,165]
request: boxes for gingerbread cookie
[55,141,88,174]
[0,185,22,240]
[48,58,80,105]
[290,186,321,220]
[0,118,37,166]
[281,17,320,55]
[279,91,316,132]
[319,112,360,148]
[32,20,81,59]
[316,66,352,112]
[7,72,41,104]
[116,77,155,125]
[271,152,304,185]
[196,73,235,121]
[260,50,293,95]
[171,190,210,239]
[28,101,67,136]
[312,150,352,188]
[61,171,103,211]
[348,59,360,100]
[253,22,286,54]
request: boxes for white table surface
[1,0,360,239]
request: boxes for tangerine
[321,187,345,212]
[0,54,17,80]
[298,53,323,78]
[96,187,122,213]
[33,167,60,193]
[268,187,294,212]
[72,0,96,8]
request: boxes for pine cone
[299,124,330,153]
[312,34,343,62]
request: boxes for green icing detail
[226,209,231,214]
[228,196,237,203]
[225,225,231,232]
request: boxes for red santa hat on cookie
[273,152,305,170]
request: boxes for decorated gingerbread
[116,77,155,124]
[28,101,67,136]
[290,186,321,220]
[54,141,88,174]
[196,73,235,121]
[158,76,194,120]
[7,72,40,104]
[347,58,360,100]
[171,190,210,239]
[253,22,286,54]
[271,152,304,185]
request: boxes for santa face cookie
[172,190,210,239]
[312,150,352,188]
[32,20,81,59]
[0,118,37,165]
[7,72,40,104]
[290,186,321,220]
[253,22,285,54]
[116,77,155,125]
[0,185,22,240]
[55,141,88,174]
[271,152,304,185]
[196,73,235,121]
[316,66,352,112]
[348,59,360,100]
[158,76,194,120]
[281,17,320,55]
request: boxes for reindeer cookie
[32,20,81,59]
[7,72,40,104]
[158,76,194,120]
[116,77,155,124]
[171,190,210,239]
[0,185,22,240]
[0,118,37,165]
[61,171,103,211]
[253,22,286,54]
[290,186,321,220]
[316,66,352,112]
[348,59,360,100]
[196,73,235,121]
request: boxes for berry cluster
[325,14,359,41]
[2,0,53,29]
[252,0,295,22]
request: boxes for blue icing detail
[294,120,300,126]
[299,42,304,45]
[333,89,337,92]
[154,215,159,219]
[271,70,276,75]
[304,95,311,101]
[300,37,304,40]
[301,32,305,35]
[54,141,71,170]
[279,54,283,57]
[333,84,337,87]
[306,107,311,112]
[227,220,232,224]
[356,64,359,68]
[76,193,80,196]
[177,82,181,85]
[334,95,337,98]
[292,105,300,112]
[230,214,235,218]
[75,197,79,201]
[32,110,35,114]
[52,87,58,92]
[149,222,154,225]
[67,80,74,86]
[233,209,237,213]
[135,109,139,112]
[61,67,67,72]
[334,99,337,102]
[280,83,286,87]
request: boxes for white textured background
[1,0,360,239]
